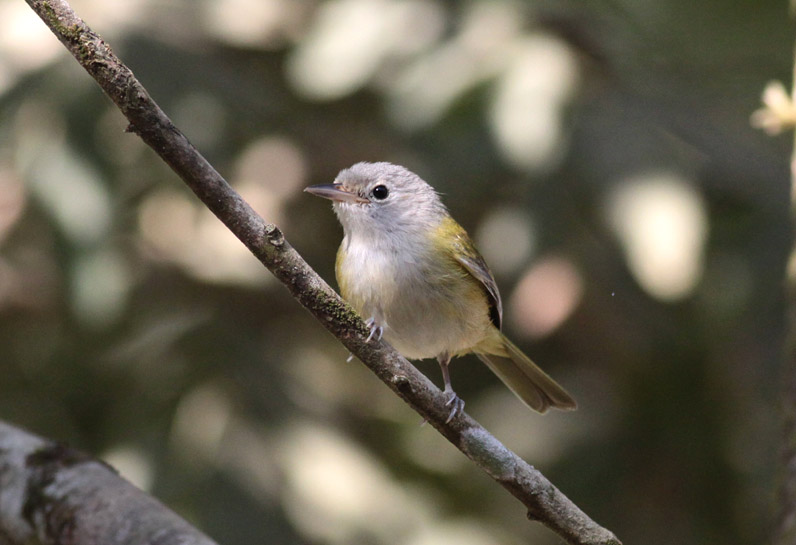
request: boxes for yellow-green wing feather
[437,216,502,329]
[436,217,577,413]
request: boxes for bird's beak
[304,183,368,204]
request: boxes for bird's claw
[416,391,464,426]
[444,390,465,423]
[364,317,383,343]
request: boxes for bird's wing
[442,217,503,330]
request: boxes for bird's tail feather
[476,334,576,414]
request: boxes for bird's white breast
[337,231,492,360]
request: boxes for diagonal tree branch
[19,1,621,544]
[0,421,219,545]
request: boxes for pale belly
[337,239,492,360]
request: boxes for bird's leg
[364,317,384,343]
[437,353,464,423]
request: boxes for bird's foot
[443,389,465,423]
[364,317,384,343]
[416,391,464,426]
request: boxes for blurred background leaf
[0,0,792,544]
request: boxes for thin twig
[18,1,620,544]
[751,29,796,545]
[773,37,796,545]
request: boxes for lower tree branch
[0,421,218,545]
[19,1,621,544]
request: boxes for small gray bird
[306,162,576,421]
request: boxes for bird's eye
[371,185,389,200]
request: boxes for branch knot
[264,224,284,247]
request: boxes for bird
[305,162,576,422]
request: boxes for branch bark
[19,1,621,544]
[0,421,219,545]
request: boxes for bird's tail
[475,333,576,414]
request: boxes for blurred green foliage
[0,0,793,544]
